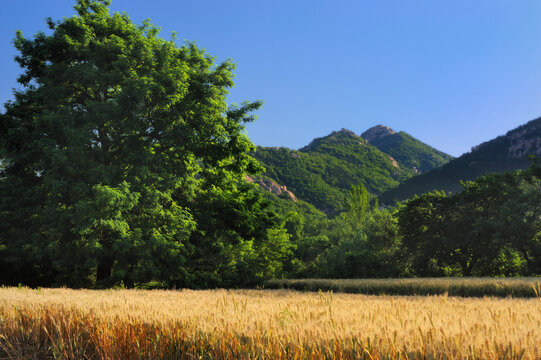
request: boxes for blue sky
[1,1,540,156]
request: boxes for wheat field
[1,287,540,359]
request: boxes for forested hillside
[361,125,454,173]
[253,129,412,213]
[380,117,541,204]
[253,127,452,213]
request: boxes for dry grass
[1,287,540,359]
[266,277,541,298]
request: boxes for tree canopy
[0,0,287,288]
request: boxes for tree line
[281,159,541,279]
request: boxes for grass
[1,287,541,359]
[265,277,541,298]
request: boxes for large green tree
[0,0,283,288]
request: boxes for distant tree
[344,185,371,225]
[494,160,541,274]
[315,185,377,278]
[0,0,283,288]
[451,174,520,276]
[362,207,404,277]
[398,191,450,276]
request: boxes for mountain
[380,117,541,204]
[253,129,416,213]
[361,125,454,173]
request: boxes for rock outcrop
[361,125,396,143]
[245,175,298,202]
[388,156,399,168]
[507,120,541,158]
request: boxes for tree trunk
[96,257,113,285]
[96,235,113,286]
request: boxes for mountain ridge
[361,127,455,173]
[253,126,453,213]
[379,116,541,204]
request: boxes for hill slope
[253,129,415,213]
[361,125,454,173]
[380,117,541,204]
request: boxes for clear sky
[1,0,540,156]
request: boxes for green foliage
[0,0,284,288]
[254,188,330,278]
[253,147,346,212]
[366,131,454,173]
[254,130,414,213]
[273,183,405,279]
[398,191,451,276]
[267,159,541,281]
[398,161,541,277]
[316,204,403,279]
[344,185,370,220]
[362,207,405,276]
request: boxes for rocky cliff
[245,175,298,202]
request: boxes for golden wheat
[1,287,540,359]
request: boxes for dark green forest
[1,0,540,289]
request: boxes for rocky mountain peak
[337,128,357,137]
[361,125,396,143]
